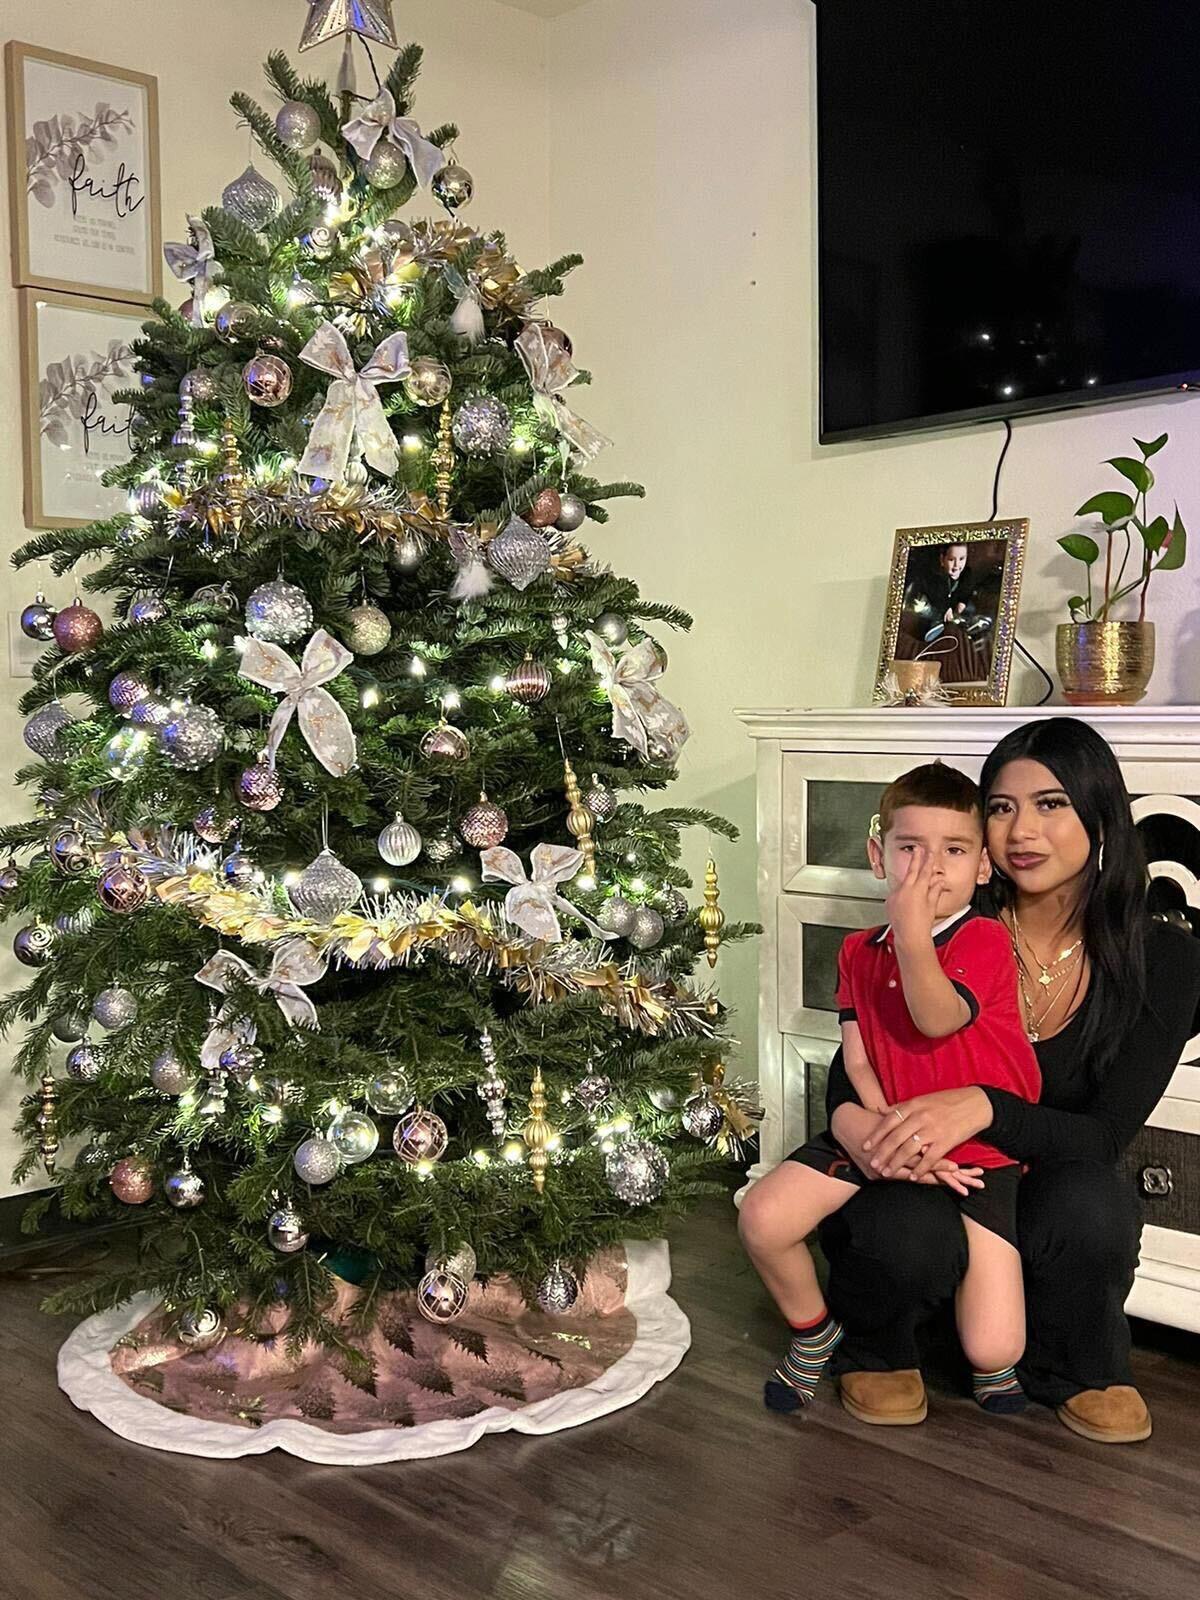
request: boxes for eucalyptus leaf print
[26,102,134,207]
[39,339,133,450]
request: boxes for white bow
[515,322,610,465]
[481,843,614,944]
[297,321,410,481]
[341,90,445,189]
[164,217,219,329]
[586,631,690,763]
[239,628,358,777]
[196,938,328,1033]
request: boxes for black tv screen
[817,1,1200,441]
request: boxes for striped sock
[763,1309,844,1414]
[972,1365,1025,1415]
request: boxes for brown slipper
[839,1368,928,1426]
[1056,1386,1152,1444]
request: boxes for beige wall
[546,0,1200,1074]
[0,0,550,1196]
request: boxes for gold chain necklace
[1010,911,1084,990]
[1016,948,1083,1041]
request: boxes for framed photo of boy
[19,289,145,530]
[6,42,161,304]
[874,519,1028,706]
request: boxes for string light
[577,874,596,891]
[200,640,218,661]
[402,434,423,453]
[489,673,508,693]
[511,435,532,453]
[630,877,646,893]
[415,1159,434,1178]
[472,1149,491,1167]
[361,685,380,708]
[282,870,301,887]
[502,1140,525,1164]
[261,1105,283,1124]
[371,876,390,894]
[450,875,472,894]
[441,689,461,711]
[410,656,426,677]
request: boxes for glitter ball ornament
[160,703,224,770]
[214,300,257,344]
[294,1135,342,1185]
[391,531,423,571]
[193,805,237,844]
[13,924,54,966]
[289,848,362,920]
[219,1041,264,1085]
[129,593,170,626]
[21,594,57,640]
[301,223,339,260]
[177,1307,225,1352]
[536,1262,580,1315]
[245,579,312,644]
[367,1068,415,1115]
[459,793,508,849]
[418,1268,469,1323]
[488,516,550,591]
[151,1050,195,1095]
[165,1161,206,1209]
[595,612,629,647]
[683,1095,724,1140]
[574,1073,613,1112]
[308,152,341,204]
[343,603,391,656]
[110,1156,155,1205]
[268,1204,309,1253]
[51,1011,87,1043]
[425,1242,477,1283]
[659,886,689,921]
[598,895,637,937]
[526,488,562,529]
[584,776,617,823]
[329,1109,379,1165]
[605,1137,669,1206]
[629,905,665,950]
[24,703,73,760]
[555,493,587,533]
[243,352,293,408]
[275,99,321,149]
[52,600,103,653]
[365,139,408,189]
[393,1107,449,1164]
[92,987,138,1030]
[181,368,219,403]
[221,850,258,889]
[424,832,457,865]
[98,862,150,915]
[432,162,474,211]
[66,1042,104,1081]
[505,652,552,704]
[404,357,452,407]
[222,164,279,230]
[108,671,152,714]
[378,813,421,867]
[421,722,470,762]
[49,828,91,878]
[103,728,151,782]
[238,756,284,813]
[453,395,512,457]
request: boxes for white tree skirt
[56,1239,689,1463]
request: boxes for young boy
[762,762,1040,1416]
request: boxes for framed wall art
[874,518,1028,706]
[6,41,161,304]
[19,289,146,530]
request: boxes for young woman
[740,717,1200,1442]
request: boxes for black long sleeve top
[824,919,1200,1166]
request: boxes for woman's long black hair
[980,717,1148,1079]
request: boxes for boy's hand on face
[886,845,943,947]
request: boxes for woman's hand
[832,1103,929,1180]
[862,1087,994,1178]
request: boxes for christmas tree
[3,19,753,1348]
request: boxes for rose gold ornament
[110,1155,155,1205]
[505,652,552,705]
[421,722,470,761]
[459,793,509,849]
[238,755,285,812]
[393,1107,449,1164]
[526,488,563,529]
[242,353,293,408]
[98,862,150,915]
[52,599,103,654]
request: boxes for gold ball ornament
[110,1156,155,1205]
[404,357,453,407]
[393,1107,449,1164]
[52,599,103,654]
[343,603,392,656]
[242,353,293,408]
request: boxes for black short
[787,1130,1021,1247]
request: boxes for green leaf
[1135,432,1168,458]
[1059,533,1101,565]
[1141,514,1170,554]
[1076,492,1134,525]
[1157,509,1187,572]
[1105,457,1154,494]
[1067,595,1089,620]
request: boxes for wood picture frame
[19,288,146,530]
[874,518,1028,706]
[6,41,161,304]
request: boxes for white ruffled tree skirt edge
[56,1239,690,1463]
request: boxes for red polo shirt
[836,909,1040,1168]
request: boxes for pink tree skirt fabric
[56,1240,690,1463]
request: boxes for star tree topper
[299,0,398,52]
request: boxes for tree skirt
[56,1240,689,1463]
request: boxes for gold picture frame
[6,41,161,304]
[874,519,1028,706]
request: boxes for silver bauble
[97,862,150,914]
[53,904,94,937]
[343,603,391,656]
[103,727,151,782]
[243,352,293,408]
[65,1042,103,1081]
[126,693,173,728]
[488,516,550,591]
[213,300,257,344]
[432,162,474,211]
[300,223,339,260]
[219,1041,264,1085]
[417,1268,470,1324]
[165,1162,206,1209]
[421,723,470,762]
[378,217,416,261]
[505,653,553,704]
[91,986,138,1030]
[177,1307,225,1352]
[151,1050,196,1096]
[424,1242,477,1283]
[50,1011,87,1043]
[584,776,617,823]
[403,356,452,407]
[160,703,224,770]
[328,1109,379,1165]
[49,828,92,878]
[605,1137,670,1206]
[365,139,408,189]
[268,1204,309,1253]
[24,703,73,760]
[127,481,163,518]
[180,368,219,403]
[108,671,152,714]
[221,850,258,889]
[424,832,457,865]
[648,1085,680,1113]
[390,531,423,571]
[597,896,637,937]
[289,848,362,920]
[21,594,57,640]
[595,612,629,646]
[393,1107,449,1164]
[459,795,509,849]
[275,100,321,150]
[0,861,20,902]
[222,164,281,230]
[193,805,237,844]
[574,1073,613,1112]
[129,593,170,626]
[629,905,665,950]
[536,1263,580,1316]
[307,152,341,204]
[682,1095,724,1141]
[453,395,512,457]
[238,758,285,813]
[555,493,587,533]
[366,1068,415,1115]
[378,813,421,867]
[659,886,690,921]
[293,1135,342,1185]
[245,579,312,644]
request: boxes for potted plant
[1056,432,1187,703]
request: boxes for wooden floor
[2,1199,1199,1600]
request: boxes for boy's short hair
[878,762,982,839]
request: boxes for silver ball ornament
[682,1095,724,1140]
[505,653,553,704]
[165,1162,206,1209]
[605,1137,670,1206]
[365,140,408,189]
[103,727,151,781]
[127,481,163,518]
[328,1109,379,1165]
[453,395,512,457]
[92,987,138,1030]
[51,1011,87,1043]
[268,1204,309,1253]
[393,1108,449,1164]
[403,357,452,407]
[366,1068,415,1115]
[245,579,312,644]
[192,582,238,613]
[432,162,474,211]
[629,906,665,950]
[160,703,224,770]
[597,896,637,937]
[108,671,152,714]
[221,164,281,230]
[219,1041,263,1086]
[378,218,416,261]
[21,594,57,640]
[177,1307,225,1352]
[343,603,391,656]
[221,850,258,889]
[24,703,74,760]
[213,301,257,345]
[648,1085,680,1113]
[424,1242,477,1283]
[49,828,92,878]
[659,887,690,921]
[417,1268,470,1324]
[555,493,587,533]
[293,1135,342,1185]
[536,1263,580,1316]
[54,907,94,940]
[584,777,617,823]
[300,223,339,260]
[595,612,629,646]
[181,368,219,403]
[307,152,341,204]
[275,100,321,150]
[423,832,457,865]
[151,1050,196,1095]
[129,593,170,626]
[390,532,423,571]
[65,1042,104,1081]
[97,863,150,914]
[243,353,293,408]
[421,723,471,762]
[288,848,362,920]
[378,813,421,867]
[574,1073,613,1112]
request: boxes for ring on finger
[892,1107,905,1123]
[910,1132,922,1145]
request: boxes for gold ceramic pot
[1056,621,1155,705]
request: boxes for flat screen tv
[817,1,1200,441]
